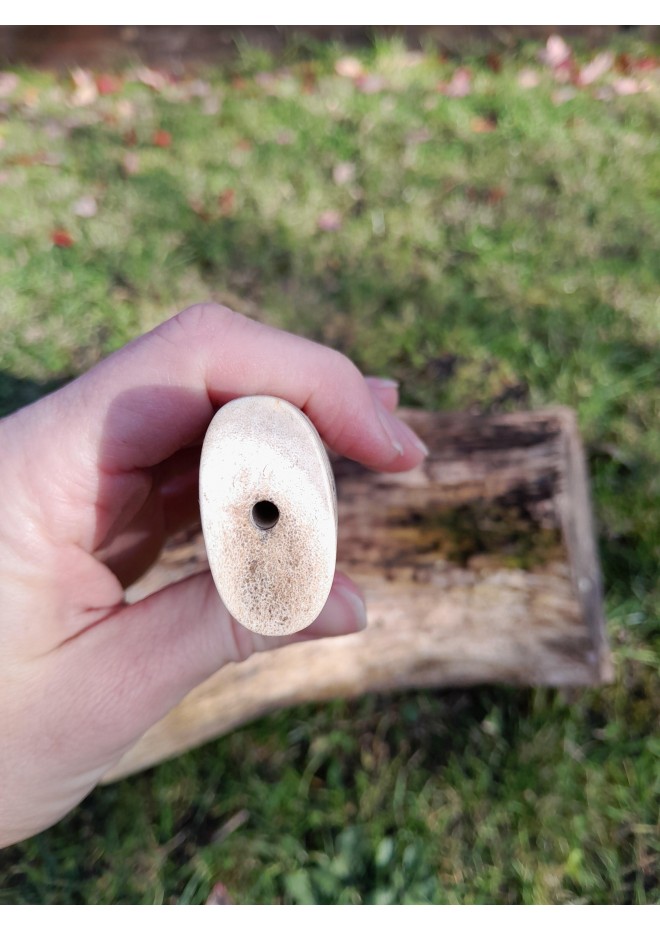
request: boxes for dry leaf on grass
[70,68,97,106]
[440,68,471,98]
[73,195,98,218]
[578,51,614,86]
[152,129,172,148]
[317,210,343,232]
[51,229,74,248]
[335,56,364,79]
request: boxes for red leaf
[152,129,172,148]
[51,229,74,248]
[633,56,660,72]
[95,73,122,95]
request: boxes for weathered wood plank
[105,406,611,781]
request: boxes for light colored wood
[105,406,611,782]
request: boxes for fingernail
[337,585,368,631]
[410,431,429,457]
[377,404,429,458]
[368,377,399,390]
[376,403,405,456]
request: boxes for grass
[0,36,658,903]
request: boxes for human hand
[0,304,427,847]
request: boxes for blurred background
[0,25,658,904]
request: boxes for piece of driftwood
[106,406,611,781]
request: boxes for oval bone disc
[200,396,337,636]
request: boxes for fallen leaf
[616,52,633,74]
[73,195,97,218]
[441,68,471,98]
[487,186,506,204]
[470,115,497,133]
[517,68,540,89]
[95,73,122,95]
[51,229,74,248]
[333,161,356,186]
[317,210,343,232]
[205,883,233,905]
[540,34,577,83]
[612,77,640,96]
[467,186,506,204]
[540,35,572,69]
[136,66,168,91]
[123,128,137,146]
[335,56,364,79]
[633,56,660,71]
[578,51,614,86]
[275,130,295,145]
[152,129,172,148]
[218,188,235,216]
[235,138,252,152]
[70,67,97,106]
[0,72,18,98]
[121,152,140,176]
[300,63,317,94]
[487,53,502,73]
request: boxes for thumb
[57,571,366,762]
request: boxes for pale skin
[0,304,427,848]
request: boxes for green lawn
[0,36,658,903]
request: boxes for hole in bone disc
[251,500,280,530]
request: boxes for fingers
[56,571,366,753]
[94,377,402,586]
[43,305,426,478]
[364,377,399,414]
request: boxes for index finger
[43,304,427,474]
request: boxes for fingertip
[365,376,400,414]
[373,397,429,469]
